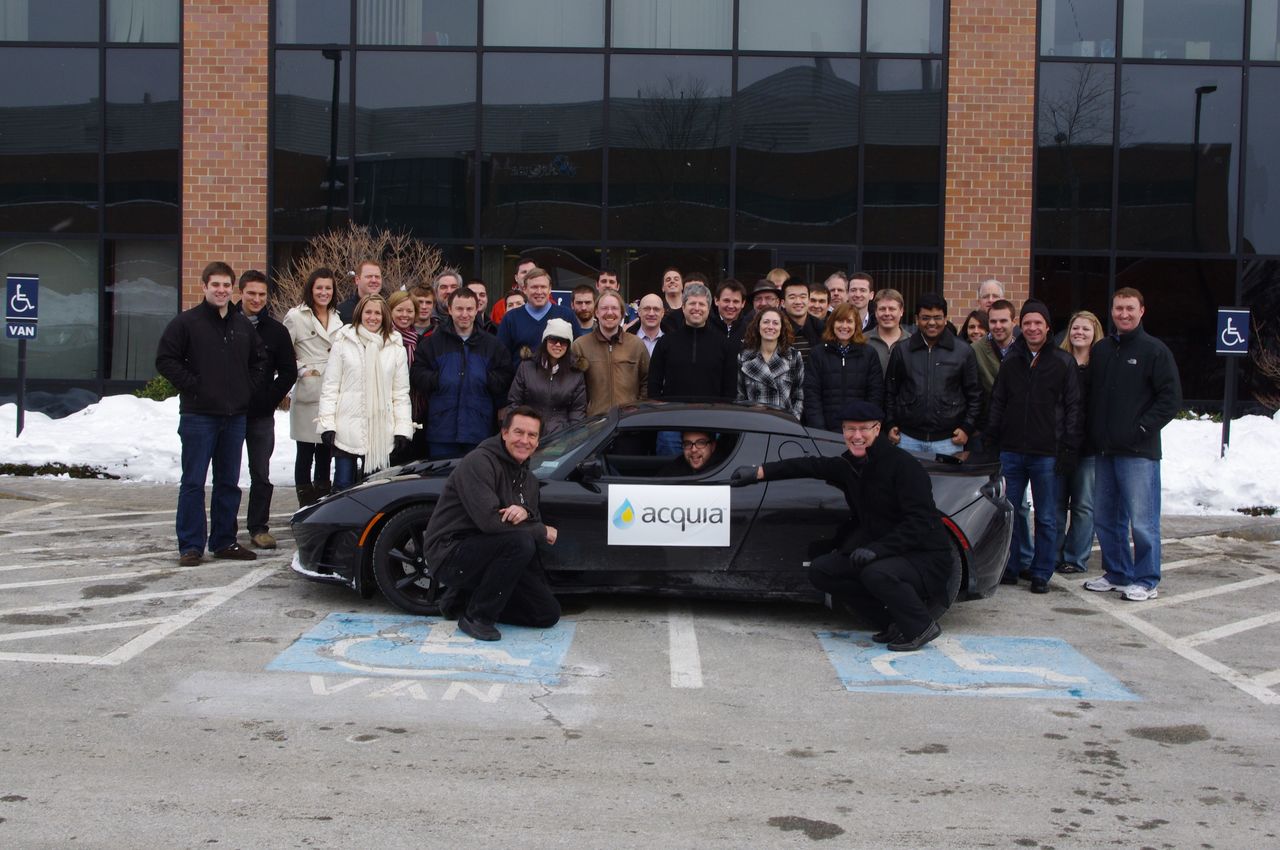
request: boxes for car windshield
[530,414,612,479]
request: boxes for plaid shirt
[737,348,804,419]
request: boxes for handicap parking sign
[817,632,1138,700]
[268,613,575,685]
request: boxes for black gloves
[729,465,759,487]
[1055,450,1077,477]
[321,430,335,449]
[850,548,877,567]
[394,435,410,454]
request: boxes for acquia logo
[612,497,724,532]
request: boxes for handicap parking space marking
[816,632,1138,700]
[267,613,576,685]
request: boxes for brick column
[942,0,1038,309]
[181,0,270,307]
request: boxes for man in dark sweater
[236,270,296,550]
[731,400,952,652]
[423,407,561,641]
[1083,287,1181,602]
[155,261,267,566]
[335,260,383,324]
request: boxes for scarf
[356,325,394,473]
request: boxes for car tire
[927,546,964,620]
[371,505,440,616]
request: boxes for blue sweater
[497,302,584,366]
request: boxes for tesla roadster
[290,403,1013,616]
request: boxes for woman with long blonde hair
[1055,309,1104,574]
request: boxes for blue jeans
[898,434,961,457]
[1055,455,1096,570]
[1000,452,1058,582]
[177,413,246,554]
[655,430,683,456]
[1094,455,1162,590]
[333,453,361,491]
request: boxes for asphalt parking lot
[1,477,1278,849]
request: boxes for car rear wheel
[371,506,439,616]
[927,546,964,620]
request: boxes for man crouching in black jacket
[423,406,561,641]
[731,400,953,651]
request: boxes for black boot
[295,484,316,507]
[313,482,332,503]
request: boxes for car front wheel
[371,506,439,615]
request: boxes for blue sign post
[1215,307,1250,458]
[6,274,39,437]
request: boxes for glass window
[866,0,943,54]
[354,51,475,238]
[1117,66,1240,252]
[1036,62,1114,250]
[1122,0,1244,60]
[736,57,859,244]
[1040,0,1116,56]
[604,247,727,298]
[1116,256,1234,401]
[612,0,731,50]
[860,251,939,311]
[106,49,180,234]
[357,0,476,45]
[862,59,943,247]
[1253,0,1280,60]
[105,239,178,380]
[484,0,603,48]
[0,48,99,233]
[1245,68,1280,254]
[481,53,603,241]
[1031,254,1111,334]
[273,49,351,236]
[0,0,99,41]
[275,0,350,44]
[608,55,732,242]
[107,0,180,43]
[0,239,99,380]
[1242,259,1280,408]
[739,0,859,52]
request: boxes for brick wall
[181,1,270,307]
[943,0,1038,310]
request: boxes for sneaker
[250,531,277,550]
[1083,576,1124,593]
[178,551,202,567]
[213,543,257,561]
[1121,584,1159,601]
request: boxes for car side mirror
[576,459,603,481]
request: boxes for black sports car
[291,403,1013,617]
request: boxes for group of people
[156,259,1181,649]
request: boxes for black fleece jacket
[1087,324,1181,460]
[155,299,267,416]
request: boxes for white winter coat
[317,325,413,471]
[283,304,343,442]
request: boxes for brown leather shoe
[250,531,277,550]
[213,543,257,561]
[178,551,202,567]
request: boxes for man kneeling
[423,406,561,641]
[731,401,952,651]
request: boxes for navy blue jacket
[802,341,885,431]
[411,326,513,445]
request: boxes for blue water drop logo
[612,499,636,528]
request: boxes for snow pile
[2,396,1279,516]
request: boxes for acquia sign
[606,484,731,547]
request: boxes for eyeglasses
[681,438,713,450]
[841,423,880,435]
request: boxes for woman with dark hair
[506,317,587,437]
[802,302,885,431]
[283,267,342,504]
[387,290,426,463]
[317,294,413,491]
[963,309,989,344]
[737,306,804,419]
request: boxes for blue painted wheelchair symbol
[268,613,575,685]
[816,632,1137,700]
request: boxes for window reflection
[861,251,938,312]
[0,48,99,233]
[1040,0,1115,56]
[1252,0,1280,60]
[1036,63,1114,250]
[739,0,859,52]
[485,0,604,48]
[353,51,474,237]
[1117,66,1240,252]
[107,0,180,43]
[1244,68,1280,254]
[1032,254,1110,335]
[862,59,942,247]
[357,0,476,45]
[0,0,98,40]
[273,50,351,236]
[1122,0,1244,59]
[605,247,727,298]
[608,55,731,242]
[736,57,859,244]
[275,0,350,44]
[106,49,180,234]
[106,240,179,381]
[1242,259,1280,408]
[482,53,602,241]
[866,0,943,54]
[0,239,99,380]
[612,0,731,50]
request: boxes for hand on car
[545,525,558,545]
[951,427,969,446]
[888,426,901,445]
[498,504,529,524]
[729,465,761,487]
[850,547,877,567]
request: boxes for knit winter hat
[541,317,574,343]
[1019,299,1052,326]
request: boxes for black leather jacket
[885,330,982,441]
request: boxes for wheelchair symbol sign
[6,274,38,340]
[1216,308,1250,356]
